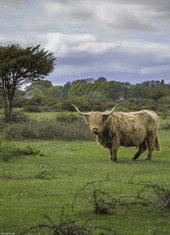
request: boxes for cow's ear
[84,116,89,124]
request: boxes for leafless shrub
[72,175,170,216]
[88,186,118,215]
[19,210,115,235]
[3,119,95,141]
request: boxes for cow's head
[72,104,119,135]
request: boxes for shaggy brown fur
[84,110,160,162]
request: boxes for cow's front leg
[108,143,119,163]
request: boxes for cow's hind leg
[131,140,147,161]
[155,134,160,151]
[145,136,155,161]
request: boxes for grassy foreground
[0,127,170,234]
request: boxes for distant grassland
[1,107,169,121]
[25,110,82,121]
[21,109,170,128]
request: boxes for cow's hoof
[108,160,116,163]
[145,157,151,161]
[130,157,136,161]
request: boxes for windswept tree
[0,44,56,120]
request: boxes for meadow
[0,109,170,234]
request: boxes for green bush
[158,96,170,104]
[25,95,46,106]
[13,96,168,113]
[13,97,27,108]
[23,105,42,112]
[0,111,31,133]
[54,112,84,123]
[0,111,30,129]
[54,97,166,113]
[118,98,158,111]
[41,106,50,112]
[0,139,44,161]
[160,122,170,129]
[55,96,117,112]
[6,111,30,123]
[3,119,95,141]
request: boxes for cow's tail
[155,136,160,151]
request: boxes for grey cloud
[108,0,170,19]
[56,49,156,73]
[102,11,157,31]
[1,0,170,85]
[42,1,95,21]
[44,0,170,14]
[53,38,170,80]
[69,9,94,20]
[44,0,80,4]
[0,32,49,49]
[42,0,169,31]
[102,0,169,8]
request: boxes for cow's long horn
[102,104,119,116]
[72,104,89,116]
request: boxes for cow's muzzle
[92,128,99,135]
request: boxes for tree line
[0,44,170,121]
[15,77,170,103]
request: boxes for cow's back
[134,110,159,130]
[110,110,159,147]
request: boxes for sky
[1,0,170,87]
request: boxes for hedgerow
[2,112,95,141]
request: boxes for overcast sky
[1,0,170,87]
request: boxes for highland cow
[72,104,160,163]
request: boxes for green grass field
[0,110,170,234]
[23,109,170,124]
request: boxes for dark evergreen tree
[127,84,150,99]
[149,86,169,102]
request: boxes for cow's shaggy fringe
[72,174,170,216]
